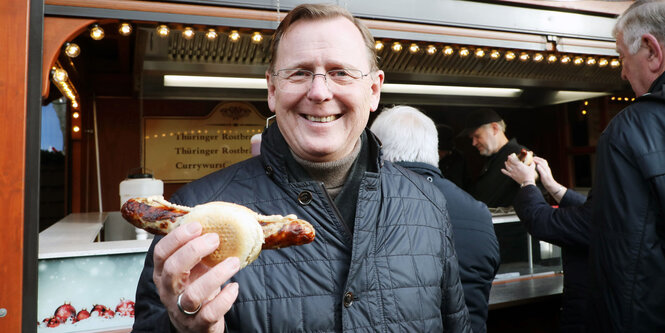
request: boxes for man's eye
[329,70,349,77]
[291,70,310,77]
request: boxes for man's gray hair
[370,105,440,167]
[613,0,665,54]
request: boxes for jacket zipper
[318,182,354,245]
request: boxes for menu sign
[144,102,266,182]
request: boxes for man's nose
[307,74,332,100]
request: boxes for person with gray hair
[589,0,665,331]
[371,105,500,333]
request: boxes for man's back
[397,161,500,333]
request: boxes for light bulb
[533,53,544,62]
[119,22,132,36]
[547,54,558,63]
[598,58,609,67]
[490,50,501,59]
[90,24,104,40]
[374,40,384,51]
[475,48,485,58]
[586,57,597,66]
[519,52,530,61]
[426,45,437,55]
[560,55,571,64]
[409,43,420,54]
[442,46,454,56]
[251,31,263,44]
[610,59,621,68]
[229,30,240,42]
[206,29,218,40]
[459,47,469,57]
[573,56,584,65]
[73,126,81,133]
[156,25,170,38]
[52,68,68,83]
[72,112,80,119]
[391,42,402,52]
[64,43,80,58]
[505,51,516,61]
[182,27,195,40]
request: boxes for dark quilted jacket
[132,123,471,333]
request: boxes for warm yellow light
[52,68,68,83]
[182,27,195,40]
[443,46,454,56]
[611,96,616,100]
[426,45,437,55]
[475,48,485,58]
[505,51,516,61]
[533,53,544,62]
[375,40,384,51]
[64,43,80,58]
[409,43,420,54]
[459,47,470,57]
[72,112,80,119]
[598,58,609,67]
[519,52,530,61]
[229,30,240,42]
[490,50,500,59]
[156,25,170,38]
[90,24,104,40]
[547,54,558,63]
[573,56,584,65]
[624,97,629,101]
[251,31,263,44]
[73,126,81,133]
[560,55,572,64]
[119,22,132,36]
[586,57,597,66]
[71,101,79,108]
[631,98,635,101]
[581,110,587,115]
[584,100,589,106]
[206,28,218,40]
[392,42,402,52]
[610,59,621,68]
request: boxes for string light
[573,56,584,65]
[505,51,516,61]
[584,100,589,106]
[519,52,530,61]
[610,59,621,68]
[71,101,79,108]
[426,45,437,55]
[73,126,81,133]
[409,43,420,54]
[228,30,240,42]
[442,45,454,56]
[490,50,501,59]
[206,28,218,40]
[598,58,609,67]
[547,54,558,63]
[182,27,195,40]
[374,40,384,51]
[64,43,80,58]
[90,24,104,40]
[561,55,572,64]
[586,57,597,66]
[119,22,132,36]
[52,68,68,83]
[581,110,587,115]
[391,42,402,52]
[474,48,485,58]
[156,25,170,38]
[251,31,263,44]
[459,47,470,57]
[72,112,80,119]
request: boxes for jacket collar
[259,122,382,183]
[644,71,665,100]
[394,161,442,178]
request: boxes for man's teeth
[306,115,338,123]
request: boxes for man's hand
[501,153,537,186]
[153,221,241,332]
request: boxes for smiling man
[132,4,471,333]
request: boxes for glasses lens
[326,69,363,85]
[274,68,366,92]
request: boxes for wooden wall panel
[0,0,29,331]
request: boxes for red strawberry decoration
[115,298,135,317]
[76,308,91,322]
[54,302,76,323]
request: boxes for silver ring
[177,292,201,316]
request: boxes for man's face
[617,32,652,97]
[470,124,498,156]
[266,17,384,162]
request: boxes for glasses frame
[271,68,371,92]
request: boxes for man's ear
[490,122,500,135]
[643,34,665,73]
[266,71,277,113]
[368,70,385,112]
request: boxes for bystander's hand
[533,156,567,203]
[153,221,240,332]
[501,153,537,186]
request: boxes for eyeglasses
[272,68,370,92]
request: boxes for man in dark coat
[371,105,500,333]
[131,4,471,333]
[589,1,665,331]
[502,154,590,333]
[460,108,529,208]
